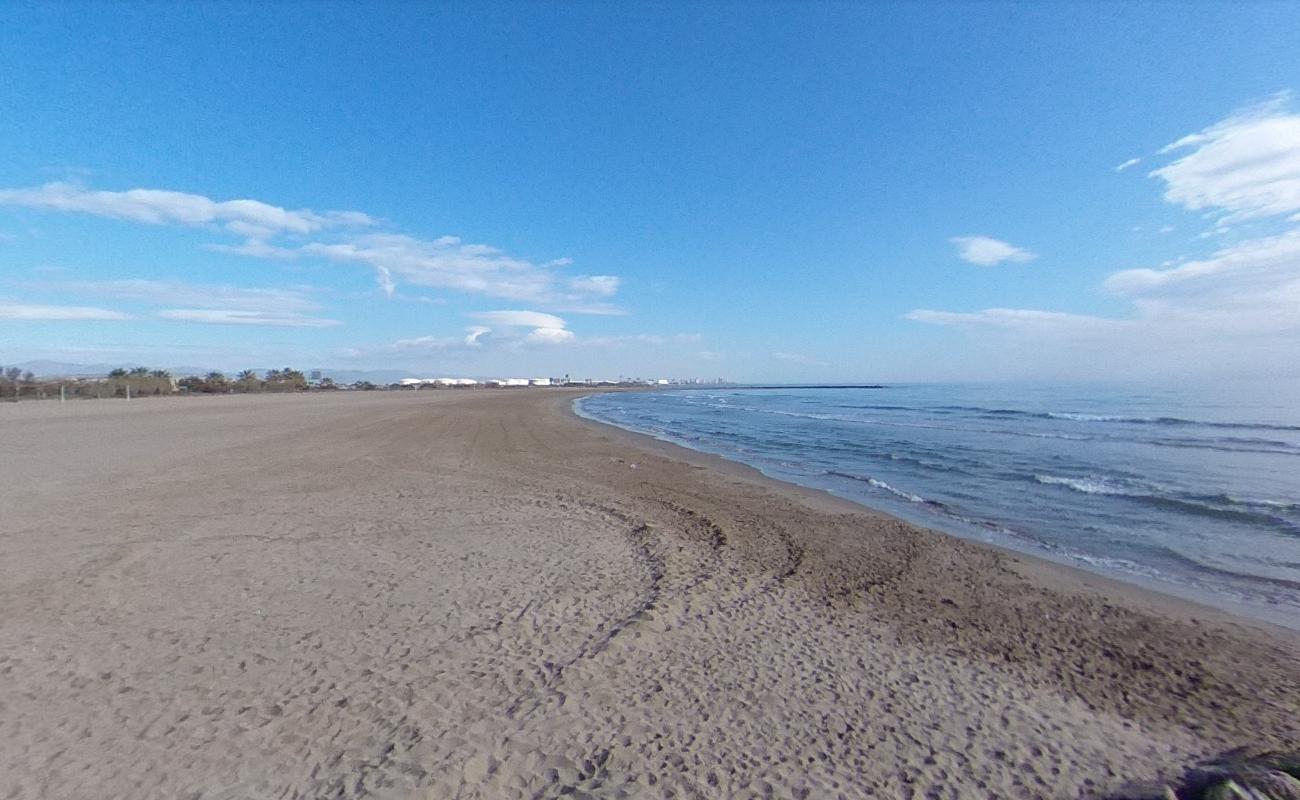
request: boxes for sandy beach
[1,389,1296,799]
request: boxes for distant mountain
[10,360,120,378]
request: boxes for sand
[1,389,1296,799]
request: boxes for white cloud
[291,234,616,307]
[157,309,340,327]
[1151,93,1300,224]
[463,326,492,346]
[375,266,396,297]
[568,275,620,296]
[908,228,1300,377]
[580,333,701,347]
[905,96,1300,380]
[772,351,827,366]
[347,309,579,357]
[39,278,321,312]
[0,182,374,238]
[0,181,620,308]
[950,235,1037,266]
[0,303,131,321]
[467,310,573,346]
[468,310,568,329]
[526,326,576,344]
[905,308,1120,332]
[1101,229,1300,337]
[1115,157,1141,172]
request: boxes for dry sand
[1,389,1296,800]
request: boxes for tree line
[0,365,375,400]
[173,368,311,394]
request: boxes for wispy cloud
[1114,157,1141,172]
[0,303,132,321]
[580,333,701,347]
[905,308,1120,332]
[1151,92,1300,224]
[950,235,1037,266]
[0,180,622,310]
[0,182,375,238]
[772,351,827,366]
[567,275,620,297]
[156,309,341,328]
[37,278,322,313]
[286,235,619,309]
[18,277,341,327]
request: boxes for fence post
[61,384,66,403]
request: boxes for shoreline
[3,389,1296,798]
[570,391,1300,637]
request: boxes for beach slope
[1,390,1295,799]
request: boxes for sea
[575,384,1300,630]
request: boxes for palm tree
[203,371,229,393]
[150,369,171,380]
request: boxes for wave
[825,470,943,506]
[1142,436,1300,457]
[644,401,1300,455]
[918,402,1300,431]
[732,403,1299,453]
[977,407,1300,432]
[721,404,1101,441]
[1033,474,1300,537]
[1034,474,1128,495]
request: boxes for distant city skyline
[2,3,1298,385]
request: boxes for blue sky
[2,2,1298,382]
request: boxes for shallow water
[577,384,1300,630]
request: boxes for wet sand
[1,389,1296,799]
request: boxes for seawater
[576,384,1300,630]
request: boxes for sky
[1,1,1299,383]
